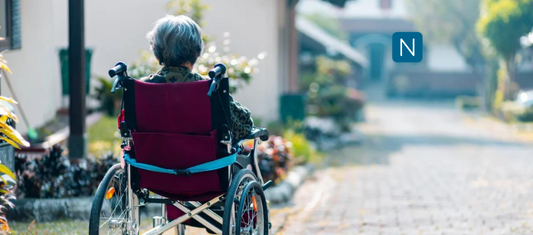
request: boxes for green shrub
[94,76,122,116]
[498,101,533,122]
[518,107,533,122]
[456,96,481,110]
[283,130,322,164]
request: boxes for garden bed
[8,163,315,223]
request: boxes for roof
[296,16,368,67]
[340,18,415,33]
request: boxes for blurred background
[0,0,532,234]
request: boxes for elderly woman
[141,15,253,142]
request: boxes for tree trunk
[504,55,517,100]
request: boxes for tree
[405,0,486,79]
[478,0,533,99]
[302,13,348,41]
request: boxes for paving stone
[274,101,533,235]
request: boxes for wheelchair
[88,62,271,235]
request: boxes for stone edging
[9,197,93,222]
[264,164,314,204]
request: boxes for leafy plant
[303,56,364,132]
[166,0,209,27]
[0,164,16,234]
[0,53,29,150]
[0,45,30,233]
[498,101,533,122]
[94,76,123,116]
[15,145,116,199]
[456,96,482,110]
[242,136,293,184]
[283,129,321,164]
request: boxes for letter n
[400,38,415,56]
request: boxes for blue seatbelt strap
[124,154,177,175]
[124,152,238,176]
[186,152,237,174]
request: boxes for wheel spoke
[224,171,267,235]
[93,168,133,235]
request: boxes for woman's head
[147,15,203,67]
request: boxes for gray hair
[147,15,203,66]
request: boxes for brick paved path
[276,100,533,235]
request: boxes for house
[297,15,368,89]
[0,0,316,135]
[0,0,353,158]
[298,0,533,97]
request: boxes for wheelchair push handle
[208,63,227,79]
[109,62,128,94]
[109,61,127,77]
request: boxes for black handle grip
[109,61,127,78]
[208,63,227,79]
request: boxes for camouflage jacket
[140,66,253,141]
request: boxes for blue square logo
[392,32,423,63]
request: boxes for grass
[10,220,87,235]
[9,218,205,235]
[10,219,154,235]
[87,115,122,157]
[455,96,481,111]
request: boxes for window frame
[0,0,12,51]
[0,0,19,52]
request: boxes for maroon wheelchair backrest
[121,79,233,200]
[132,80,212,134]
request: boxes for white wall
[427,45,469,72]
[201,0,284,122]
[2,0,62,134]
[297,0,408,19]
[3,0,285,133]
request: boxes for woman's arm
[228,95,254,142]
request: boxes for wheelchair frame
[128,137,267,235]
[89,63,271,235]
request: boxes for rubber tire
[88,163,135,235]
[235,181,269,235]
[222,169,263,235]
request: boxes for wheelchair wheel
[222,169,269,235]
[89,163,139,235]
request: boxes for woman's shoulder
[192,72,208,81]
[138,66,208,83]
[139,74,166,83]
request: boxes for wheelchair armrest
[244,127,269,141]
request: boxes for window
[0,0,20,51]
[380,0,393,10]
